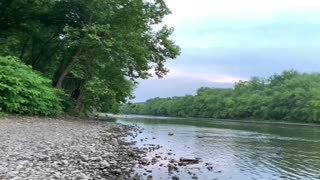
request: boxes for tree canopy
[0,0,180,115]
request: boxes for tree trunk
[19,37,29,60]
[55,48,82,88]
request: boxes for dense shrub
[0,56,64,116]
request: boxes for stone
[172,175,179,180]
[179,157,200,165]
[168,163,174,171]
[79,154,89,162]
[112,169,121,174]
[53,172,62,179]
[16,165,24,171]
[100,161,110,168]
[61,160,68,166]
[110,138,119,146]
[110,160,117,164]
[90,157,102,162]
[141,158,149,165]
[77,173,89,179]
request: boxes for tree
[0,0,181,115]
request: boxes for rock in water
[172,175,179,180]
[179,158,200,165]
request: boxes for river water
[117,117,320,180]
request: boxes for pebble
[100,161,111,168]
[192,175,199,179]
[0,116,147,180]
[172,175,179,180]
[110,138,119,146]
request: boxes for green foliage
[123,70,320,123]
[0,0,180,115]
[0,56,64,116]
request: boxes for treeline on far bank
[122,70,320,123]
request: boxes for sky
[133,0,320,102]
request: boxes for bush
[0,56,64,116]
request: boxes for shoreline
[105,113,320,127]
[0,115,148,180]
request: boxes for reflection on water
[117,118,320,180]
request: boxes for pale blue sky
[133,0,320,102]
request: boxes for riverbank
[0,115,147,179]
[107,113,320,127]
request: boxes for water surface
[117,118,320,180]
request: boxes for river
[116,117,320,180]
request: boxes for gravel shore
[0,115,145,180]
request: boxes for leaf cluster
[0,56,64,115]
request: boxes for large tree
[0,0,180,115]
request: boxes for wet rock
[133,173,142,180]
[172,175,179,180]
[179,157,200,165]
[168,163,174,172]
[151,157,158,163]
[192,175,198,179]
[141,157,149,165]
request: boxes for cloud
[162,0,320,49]
[165,0,320,20]
[166,67,247,83]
